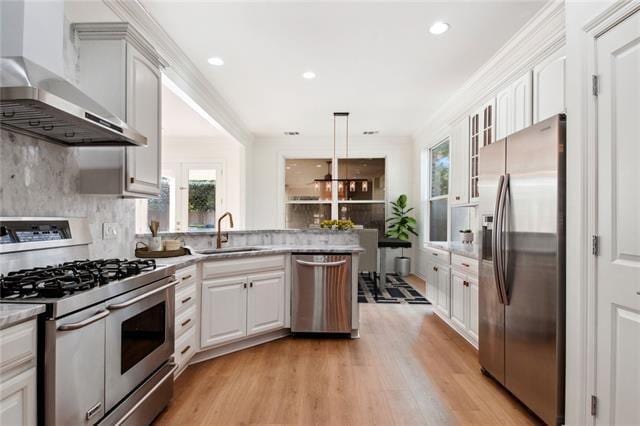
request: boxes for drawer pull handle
[462,263,470,268]
[182,274,193,281]
[432,253,438,256]
[180,345,191,355]
[181,318,191,327]
[86,402,102,420]
[181,296,192,304]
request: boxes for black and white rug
[358,273,431,305]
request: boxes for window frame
[426,137,450,243]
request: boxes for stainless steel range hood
[0,57,147,147]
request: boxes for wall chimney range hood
[0,57,147,147]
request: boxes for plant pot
[395,256,411,277]
[461,232,474,244]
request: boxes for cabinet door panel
[126,45,161,195]
[533,49,566,123]
[450,118,470,205]
[436,266,451,317]
[0,367,36,426]
[425,261,438,303]
[201,277,247,348]
[247,271,285,336]
[468,277,479,342]
[512,71,533,133]
[451,272,467,329]
[495,86,512,140]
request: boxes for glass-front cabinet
[469,97,496,203]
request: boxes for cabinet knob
[250,282,254,288]
[455,196,460,200]
[130,177,135,184]
[433,266,438,272]
[243,282,247,289]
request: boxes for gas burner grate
[0,258,156,299]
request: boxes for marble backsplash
[136,229,360,251]
[0,130,136,258]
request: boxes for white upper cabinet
[512,72,533,133]
[74,23,164,197]
[449,117,470,206]
[533,48,566,123]
[495,71,533,140]
[468,97,494,202]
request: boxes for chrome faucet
[216,212,234,249]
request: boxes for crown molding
[73,22,167,68]
[413,0,566,141]
[103,0,253,146]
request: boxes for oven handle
[114,362,178,426]
[295,259,347,267]
[57,310,110,331]
[106,280,179,310]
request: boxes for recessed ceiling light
[284,131,300,136]
[302,71,316,80]
[429,21,449,35]
[207,57,224,66]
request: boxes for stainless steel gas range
[0,217,177,425]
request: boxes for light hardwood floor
[155,275,539,425]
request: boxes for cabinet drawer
[175,304,196,339]
[451,254,479,275]
[175,280,196,315]
[175,265,197,289]
[203,255,285,279]
[174,326,196,372]
[425,247,450,265]
[0,320,37,375]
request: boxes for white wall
[248,135,414,269]
[163,137,246,228]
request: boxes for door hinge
[591,395,598,416]
[592,75,599,96]
[592,235,600,256]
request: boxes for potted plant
[386,194,418,277]
[459,229,474,244]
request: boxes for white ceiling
[142,1,545,138]
[161,81,226,139]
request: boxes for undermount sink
[196,247,265,255]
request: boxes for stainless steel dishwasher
[291,254,352,333]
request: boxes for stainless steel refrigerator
[478,114,565,425]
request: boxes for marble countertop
[150,245,364,270]
[425,242,479,260]
[0,303,46,329]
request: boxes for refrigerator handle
[497,173,510,305]
[492,174,505,305]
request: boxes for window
[284,157,386,233]
[136,162,222,234]
[428,139,449,242]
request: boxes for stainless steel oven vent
[0,57,147,147]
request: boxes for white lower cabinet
[451,271,467,329]
[450,264,479,347]
[436,265,451,317]
[247,272,285,336]
[201,266,286,349]
[0,367,36,426]
[0,319,38,426]
[201,276,248,347]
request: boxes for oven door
[104,275,177,412]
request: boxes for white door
[247,271,285,336]
[595,12,640,425]
[179,163,224,232]
[125,45,161,195]
[425,261,438,304]
[467,276,479,342]
[201,276,247,348]
[450,271,467,329]
[436,265,451,317]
